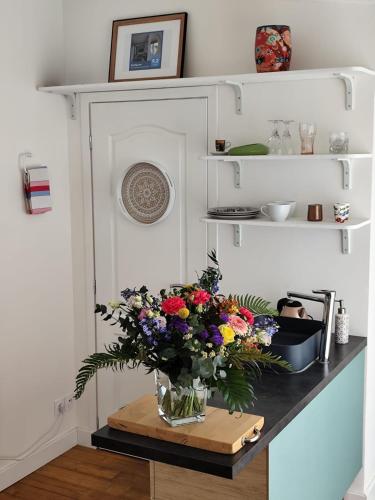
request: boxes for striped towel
[24,166,52,214]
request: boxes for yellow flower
[218,325,235,345]
[178,307,190,319]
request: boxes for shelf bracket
[65,93,78,120]
[221,80,244,114]
[233,224,242,247]
[224,159,242,188]
[336,159,352,190]
[341,229,351,254]
[333,72,355,111]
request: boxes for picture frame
[109,13,188,82]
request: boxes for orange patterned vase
[255,25,291,73]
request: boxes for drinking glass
[329,132,349,154]
[266,120,283,155]
[299,122,317,155]
[281,120,295,155]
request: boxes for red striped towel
[24,166,52,214]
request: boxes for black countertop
[92,336,366,479]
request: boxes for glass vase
[155,372,207,427]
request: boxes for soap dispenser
[335,300,349,344]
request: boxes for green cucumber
[228,143,269,156]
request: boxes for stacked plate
[207,206,260,220]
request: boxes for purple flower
[169,316,189,334]
[208,324,220,336]
[220,313,229,323]
[211,333,224,346]
[199,330,209,341]
[253,315,279,336]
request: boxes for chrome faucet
[286,290,336,363]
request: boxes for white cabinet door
[91,98,208,425]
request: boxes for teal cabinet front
[269,350,365,500]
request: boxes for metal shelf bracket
[337,159,352,190]
[333,73,355,111]
[232,160,242,188]
[221,80,244,114]
[223,159,242,188]
[65,93,78,120]
[234,224,242,247]
[341,229,351,254]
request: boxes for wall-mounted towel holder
[20,151,52,214]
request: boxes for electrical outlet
[54,394,75,416]
[54,397,66,416]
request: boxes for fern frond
[74,347,128,399]
[234,294,278,316]
[229,350,290,372]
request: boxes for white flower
[201,352,208,359]
[108,300,121,310]
[209,351,216,358]
[206,343,213,348]
[146,295,153,304]
[146,310,154,318]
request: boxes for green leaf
[217,369,255,413]
[234,294,278,316]
[159,347,177,360]
[74,344,128,399]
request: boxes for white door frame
[74,85,219,437]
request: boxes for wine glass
[281,120,295,155]
[266,120,283,155]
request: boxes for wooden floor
[0,446,150,499]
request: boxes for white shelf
[202,154,373,190]
[201,216,371,253]
[202,154,372,161]
[38,66,375,118]
[38,67,375,95]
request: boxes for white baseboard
[346,493,366,500]
[0,427,77,492]
[366,474,375,500]
[77,427,95,448]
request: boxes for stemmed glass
[266,120,283,155]
[281,120,295,155]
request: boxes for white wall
[61,0,375,498]
[63,0,375,83]
[0,0,76,490]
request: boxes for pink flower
[138,309,147,320]
[239,307,254,325]
[228,315,248,336]
[191,290,211,305]
[161,297,186,315]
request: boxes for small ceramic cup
[273,200,296,217]
[215,139,232,152]
[307,204,323,222]
[261,202,291,222]
[334,202,350,223]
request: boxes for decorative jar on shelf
[156,372,208,427]
[255,25,292,73]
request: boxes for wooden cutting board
[107,394,264,455]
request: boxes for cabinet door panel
[269,351,365,500]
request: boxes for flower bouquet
[75,251,289,426]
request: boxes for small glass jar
[155,372,207,427]
[299,122,317,154]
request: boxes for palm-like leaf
[234,294,278,316]
[217,369,255,413]
[74,345,128,399]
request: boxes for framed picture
[109,13,187,82]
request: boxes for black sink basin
[264,316,323,372]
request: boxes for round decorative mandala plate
[119,162,175,225]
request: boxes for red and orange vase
[255,25,292,73]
